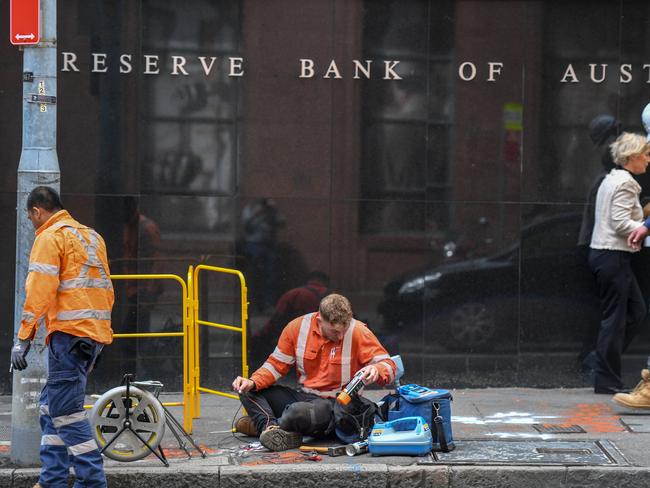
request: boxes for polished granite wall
[1,0,650,393]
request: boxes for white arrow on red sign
[10,0,40,45]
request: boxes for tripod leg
[162,405,207,458]
[99,424,129,455]
[164,411,192,458]
[127,426,169,467]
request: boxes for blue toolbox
[385,384,455,452]
[368,416,432,456]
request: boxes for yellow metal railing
[110,273,193,431]
[191,265,249,429]
[95,267,249,434]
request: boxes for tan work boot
[613,369,650,409]
[234,415,259,437]
[259,425,302,451]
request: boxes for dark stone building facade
[1,0,650,393]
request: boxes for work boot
[234,415,259,437]
[613,369,650,409]
[259,425,302,451]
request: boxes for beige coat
[590,169,644,252]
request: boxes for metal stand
[132,379,207,460]
[99,374,170,466]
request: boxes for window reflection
[360,0,454,235]
[141,0,240,233]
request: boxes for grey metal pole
[11,0,60,466]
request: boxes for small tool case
[381,384,455,452]
[368,416,432,456]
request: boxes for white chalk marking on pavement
[486,432,556,440]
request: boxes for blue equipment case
[386,384,455,452]
[368,416,432,456]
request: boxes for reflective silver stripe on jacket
[295,313,314,384]
[300,386,339,398]
[39,404,49,416]
[339,319,356,387]
[41,434,65,446]
[261,361,282,380]
[50,222,112,292]
[271,347,295,365]
[52,410,87,429]
[58,278,113,291]
[370,354,390,363]
[21,311,36,323]
[68,439,99,456]
[57,309,111,321]
[28,262,60,276]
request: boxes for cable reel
[89,383,166,462]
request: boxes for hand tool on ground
[299,444,347,456]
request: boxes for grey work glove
[11,339,31,371]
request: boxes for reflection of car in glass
[378,213,610,353]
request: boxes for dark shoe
[259,425,302,451]
[235,415,259,437]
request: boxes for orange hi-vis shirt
[251,312,396,397]
[18,210,114,344]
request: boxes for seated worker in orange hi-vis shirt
[232,293,396,451]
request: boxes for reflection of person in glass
[122,197,162,331]
[252,271,330,363]
[587,133,650,394]
[578,115,620,250]
[576,115,620,366]
[240,198,286,312]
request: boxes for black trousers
[239,385,326,435]
[589,249,647,390]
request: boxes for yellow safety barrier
[87,267,248,434]
[191,265,249,431]
[110,273,193,431]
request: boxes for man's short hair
[319,294,352,325]
[27,186,64,212]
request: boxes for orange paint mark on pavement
[562,403,624,433]
[161,444,215,458]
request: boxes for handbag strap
[432,402,449,452]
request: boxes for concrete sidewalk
[2,387,650,487]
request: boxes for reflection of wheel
[444,302,496,349]
[89,386,165,462]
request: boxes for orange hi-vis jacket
[18,210,114,344]
[251,312,396,397]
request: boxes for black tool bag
[332,394,378,444]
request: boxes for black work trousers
[239,385,327,435]
[589,249,647,390]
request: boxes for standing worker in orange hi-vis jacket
[11,186,114,488]
[232,293,396,451]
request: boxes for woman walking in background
[588,132,650,394]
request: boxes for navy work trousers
[39,331,106,488]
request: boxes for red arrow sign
[10,0,40,45]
